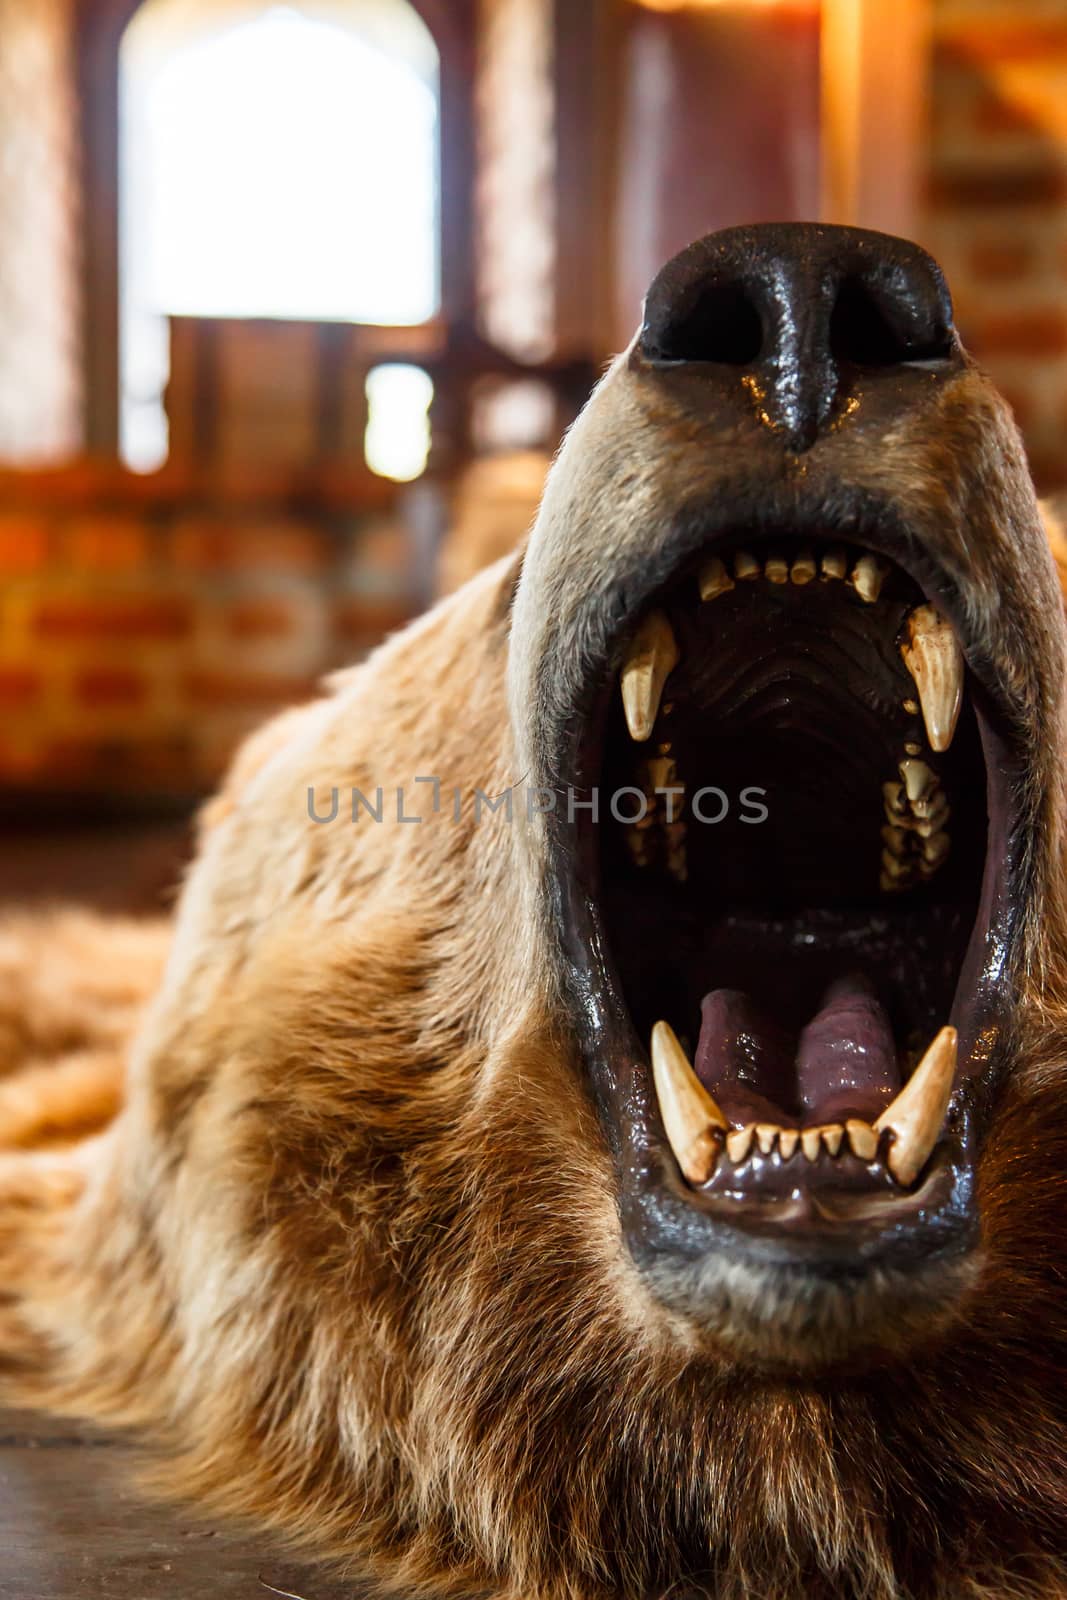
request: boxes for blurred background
[0,0,1060,907]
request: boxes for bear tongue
[695,975,901,1128]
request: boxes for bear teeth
[650,1023,957,1191]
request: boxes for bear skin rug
[1,225,1066,1600]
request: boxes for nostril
[830,276,953,368]
[643,282,763,366]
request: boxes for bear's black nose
[640,222,957,453]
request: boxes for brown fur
[0,334,1066,1598]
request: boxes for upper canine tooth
[734,550,761,581]
[699,557,735,601]
[621,611,679,742]
[851,554,889,603]
[900,604,963,753]
[873,1025,957,1185]
[651,1021,727,1186]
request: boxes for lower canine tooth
[651,1021,727,1185]
[621,611,679,742]
[699,557,735,601]
[873,1025,957,1186]
[846,1120,879,1161]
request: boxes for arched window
[119,0,440,470]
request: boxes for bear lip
[541,491,1024,1296]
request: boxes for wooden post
[820,0,930,237]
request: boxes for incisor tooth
[766,554,789,584]
[791,549,816,585]
[846,1120,879,1161]
[901,605,963,753]
[727,1125,755,1164]
[778,1128,799,1160]
[851,554,889,603]
[755,1123,778,1155]
[621,611,679,742]
[801,1126,823,1162]
[651,1021,727,1185]
[734,550,761,581]
[874,1025,957,1185]
[699,557,735,601]
[822,1125,844,1157]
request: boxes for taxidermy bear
[2,225,1066,1600]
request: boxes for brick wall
[0,464,415,796]
[0,0,82,463]
[925,0,1067,489]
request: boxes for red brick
[966,311,1067,357]
[0,668,42,709]
[181,670,317,708]
[972,92,1040,139]
[226,598,300,639]
[333,597,414,640]
[75,668,149,708]
[66,518,150,572]
[0,517,50,573]
[33,597,192,641]
[928,167,1067,208]
[170,520,326,574]
[969,239,1033,283]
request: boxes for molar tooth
[766,553,789,585]
[821,546,848,580]
[778,1128,799,1160]
[791,549,816,585]
[921,830,951,867]
[822,1125,844,1157]
[883,780,907,819]
[873,1025,957,1185]
[699,557,735,602]
[621,611,679,742]
[900,604,964,753]
[755,1123,779,1155]
[850,554,889,603]
[734,550,761,581]
[881,824,910,855]
[900,758,936,804]
[726,1125,755,1164]
[880,848,913,882]
[846,1120,879,1161]
[650,1021,727,1185]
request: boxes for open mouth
[550,516,1020,1275]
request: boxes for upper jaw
[517,447,1050,1363]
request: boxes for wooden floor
[0,1408,362,1600]
[0,820,370,1597]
